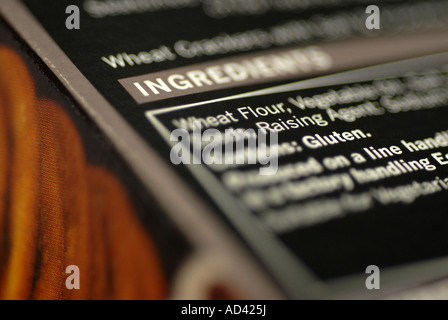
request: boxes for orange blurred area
[0,46,166,299]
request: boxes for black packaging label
[6,0,448,297]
